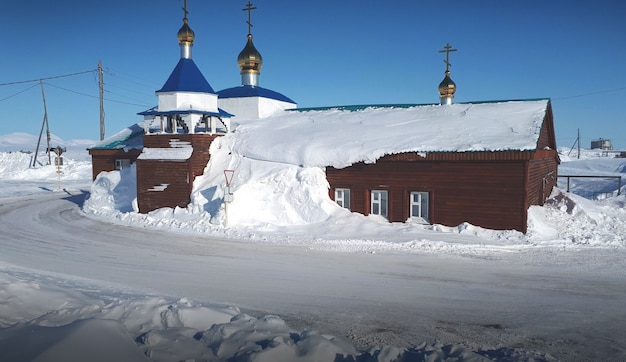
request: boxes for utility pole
[33,79,52,166]
[568,128,581,160]
[98,60,105,140]
[577,128,581,159]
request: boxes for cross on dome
[438,43,458,105]
[177,0,195,58]
[181,0,189,18]
[439,43,457,72]
[242,1,257,35]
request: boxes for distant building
[591,138,613,150]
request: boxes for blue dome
[218,85,295,104]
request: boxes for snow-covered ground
[1,132,626,361]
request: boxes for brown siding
[536,102,557,151]
[381,150,536,162]
[327,160,529,232]
[136,133,223,213]
[88,149,142,180]
[136,160,191,213]
[527,153,559,207]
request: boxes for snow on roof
[157,58,215,94]
[230,99,550,168]
[218,85,296,104]
[88,123,144,151]
[138,147,193,160]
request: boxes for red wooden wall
[327,159,531,232]
[88,149,142,180]
[136,134,222,213]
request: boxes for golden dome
[438,70,456,98]
[238,34,263,74]
[177,18,195,44]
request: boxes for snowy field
[1,132,626,361]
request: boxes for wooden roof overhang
[378,149,558,162]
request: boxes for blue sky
[1,0,625,149]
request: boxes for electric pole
[98,60,105,140]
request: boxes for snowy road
[1,191,626,360]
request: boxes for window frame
[409,191,430,223]
[334,188,351,210]
[370,189,388,219]
[115,159,131,171]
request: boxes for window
[115,159,131,170]
[335,188,351,210]
[370,190,388,218]
[410,191,429,222]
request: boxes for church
[88,2,558,233]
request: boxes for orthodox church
[88,3,558,233]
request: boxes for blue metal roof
[290,98,551,112]
[138,106,234,118]
[157,58,215,93]
[217,85,295,104]
[89,123,144,150]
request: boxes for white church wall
[258,98,296,118]
[219,97,259,120]
[158,92,218,113]
[219,97,296,121]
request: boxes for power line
[0,83,39,102]
[44,82,99,100]
[104,68,160,90]
[0,69,96,86]
[45,81,152,107]
[553,86,626,101]
[103,97,152,107]
[104,89,154,106]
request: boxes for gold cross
[242,1,257,35]
[181,0,189,18]
[438,43,458,72]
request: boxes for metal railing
[558,175,622,198]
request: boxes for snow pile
[528,190,626,247]
[0,133,92,198]
[0,269,552,362]
[84,166,138,213]
[232,101,549,168]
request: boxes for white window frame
[410,191,429,223]
[370,190,388,218]
[115,159,131,170]
[334,188,351,210]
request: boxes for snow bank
[233,100,549,168]
[0,269,552,362]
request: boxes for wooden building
[324,99,558,233]
[87,123,144,180]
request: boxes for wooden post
[56,155,62,191]
[577,128,581,160]
[98,60,105,140]
[33,80,52,166]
